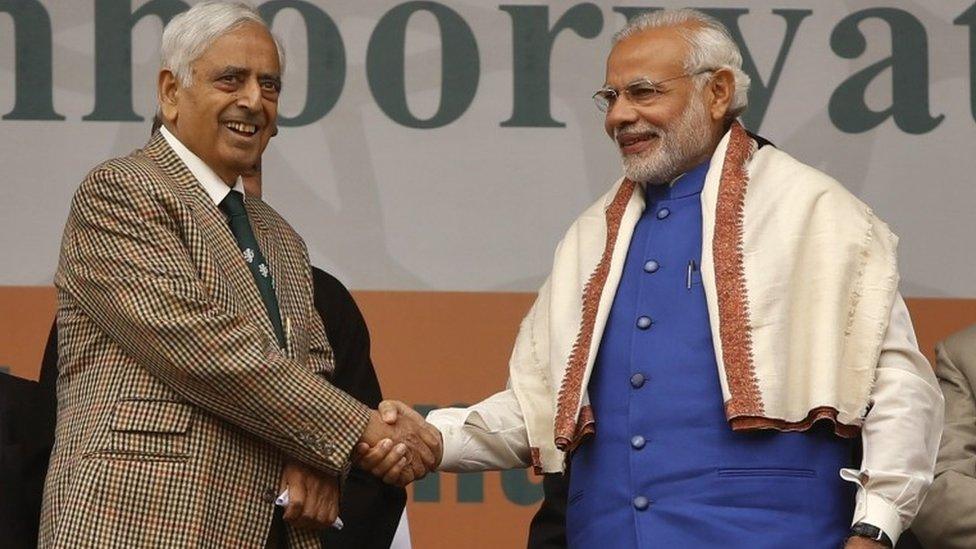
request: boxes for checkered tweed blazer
[39,133,372,548]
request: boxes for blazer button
[630,373,646,388]
[633,496,650,511]
[643,260,660,273]
[631,435,646,450]
[636,316,653,330]
[656,207,670,220]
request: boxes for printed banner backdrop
[2,1,976,547]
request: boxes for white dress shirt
[428,294,944,544]
[159,126,245,206]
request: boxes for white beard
[617,95,713,186]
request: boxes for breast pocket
[710,467,817,523]
[102,400,195,461]
[717,467,816,479]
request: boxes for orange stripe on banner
[2,286,976,547]
[0,286,56,380]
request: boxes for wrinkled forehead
[604,26,691,87]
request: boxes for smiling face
[158,22,281,185]
[603,24,731,184]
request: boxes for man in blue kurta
[566,158,855,547]
[360,8,944,548]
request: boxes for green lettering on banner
[458,469,485,503]
[954,3,976,122]
[699,8,811,131]
[259,1,345,127]
[0,0,64,120]
[85,0,188,121]
[366,1,480,129]
[610,7,660,22]
[829,8,944,134]
[501,469,543,505]
[612,7,811,131]
[500,3,603,128]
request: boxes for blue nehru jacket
[566,160,855,548]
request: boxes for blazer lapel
[142,134,279,346]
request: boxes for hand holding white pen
[276,461,343,531]
[276,488,343,530]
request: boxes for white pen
[275,488,344,530]
[284,316,291,353]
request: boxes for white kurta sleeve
[426,387,532,472]
[839,293,944,544]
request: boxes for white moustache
[614,123,664,142]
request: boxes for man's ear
[158,69,180,125]
[707,68,735,122]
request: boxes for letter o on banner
[367,1,480,128]
[259,0,346,127]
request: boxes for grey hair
[160,1,285,88]
[613,9,750,119]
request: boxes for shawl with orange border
[509,122,899,473]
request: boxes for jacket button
[656,207,670,220]
[630,373,646,388]
[636,316,653,330]
[633,496,650,510]
[631,435,646,449]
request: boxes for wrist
[847,522,892,548]
[360,409,387,446]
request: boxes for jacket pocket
[717,467,816,479]
[97,400,195,460]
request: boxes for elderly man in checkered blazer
[38,2,441,547]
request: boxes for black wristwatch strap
[848,522,893,547]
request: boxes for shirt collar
[159,126,244,206]
[643,158,711,202]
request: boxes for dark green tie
[219,190,285,348]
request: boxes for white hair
[614,9,751,119]
[160,1,285,88]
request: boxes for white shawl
[509,122,900,473]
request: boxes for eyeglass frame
[592,68,718,113]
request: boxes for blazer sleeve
[56,166,371,476]
[911,328,976,549]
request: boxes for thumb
[378,400,400,424]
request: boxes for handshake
[277,401,439,531]
[354,400,443,487]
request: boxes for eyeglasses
[592,69,716,112]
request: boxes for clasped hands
[277,401,439,531]
[355,400,443,487]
